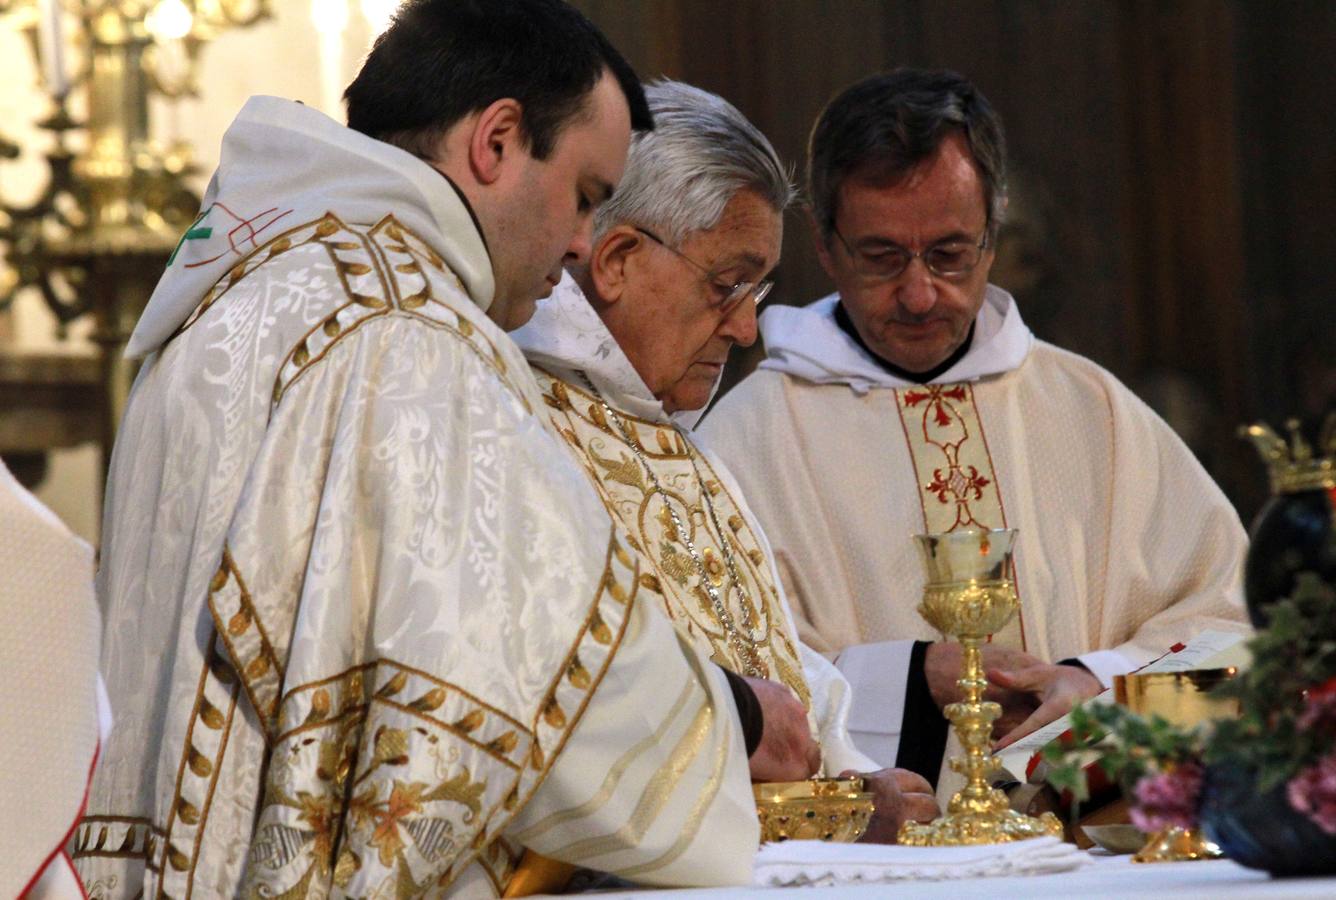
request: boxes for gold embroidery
[170,214,345,344]
[534,369,811,704]
[245,528,641,897]
[206,547,284,730]
[72,817,166,873]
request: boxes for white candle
[312,0,349,118]
[36,0,70,99]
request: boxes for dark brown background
[573,0,1336,523]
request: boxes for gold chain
[580,373,765,676]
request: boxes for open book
[993,629,1252,783]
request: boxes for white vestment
[697,288,1249,770]
[76,97,757,899]
[513,276,877,777]
[1,461,108,899]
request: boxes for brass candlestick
[897,528,1063,846]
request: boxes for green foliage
[1044,571,1336,813]
[1042,703,1202,812]
[1207,573,1336,792]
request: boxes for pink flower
[1129,762,1203,833]
[1288,752,1336,835]
[1297,684,1336,735]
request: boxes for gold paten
[754,777,874,843]
[1131,826,1222,864]
[898,529,1064,846]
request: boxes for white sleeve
[508,607,758,888]
[1076,648,1139,687]
[832,640,918,769]
[798,643,878,774]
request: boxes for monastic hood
[514,272,720,430]
[126,95,495,357]
[758,284,1035,393]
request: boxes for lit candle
[36,0,70,99]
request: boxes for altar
[564,854,1336,899]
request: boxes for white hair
[594,80,795,246]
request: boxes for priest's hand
[745,676,821,782]
[841,767,939,843]
[989,663,1103,749]
[924,642,1041,739]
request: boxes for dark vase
[1243,487,1336,627]
[1200,763,1336,876]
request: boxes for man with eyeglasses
[515,79,941,844]
[699,68,1249,795]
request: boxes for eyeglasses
[635,227,774,313]
[831,225,989,282]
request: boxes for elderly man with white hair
[514,80,940,843]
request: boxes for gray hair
[594,80,795,246]
[808,68,1007,241]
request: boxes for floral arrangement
[1044,571,1336,836]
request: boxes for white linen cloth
[514,275,877,777]
[0,460,106,898]
[698,288,1250,780]
[78,97,758,898]
[751,836,1088,887]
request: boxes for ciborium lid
[913,528,1016,584]
[1240,415,1336,495]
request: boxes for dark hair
[807,68,1006,240]
[345,0,652,161]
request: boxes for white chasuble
[76,98,756,900]
[698,288,1250,769]
[514,277,876,777]
[0,461,107,899]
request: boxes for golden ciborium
[1113,668,1237,863]
[897,528,1063,846]
[754,777,875,843]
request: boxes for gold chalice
[897,528,1064,846]
[754,777,874,843]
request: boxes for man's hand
[924,642,1041,738]
[989,663,1103,749]
[745,676,820,782]
[840,767,939,843]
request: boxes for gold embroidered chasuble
[534,371,811,706]
[512,276,877,778]
[76,98,757,900]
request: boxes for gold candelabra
[897,528,1064,846]
[0,0,269,458]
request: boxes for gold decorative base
[1131,826,1222,863]
[899,807,1063,846]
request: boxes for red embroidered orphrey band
[894,383,1027,649]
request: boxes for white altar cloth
[546,853,1336,898]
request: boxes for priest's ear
[585,225,644,306]
[464,97,527,185]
